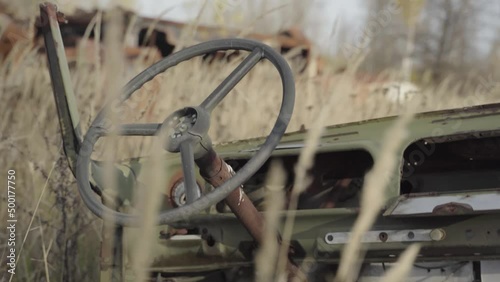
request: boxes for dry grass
[1,5,500,282]
[382,244,421,282]
[255,161,286,282]
[334,99,415,282]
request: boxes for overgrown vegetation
[1,0,499,281]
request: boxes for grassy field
[1,5,499,282]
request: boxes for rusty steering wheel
[76,38,295,226]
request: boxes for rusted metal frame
[40,3,82,174]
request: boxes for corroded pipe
[196,148,305,281]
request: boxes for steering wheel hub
[161,106,210,153]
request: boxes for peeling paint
[238,188,244,206]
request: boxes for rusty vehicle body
[41,3,500,281]
[0,11,29,59]
[31,7,313,71]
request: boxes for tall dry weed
[1,4,499,281]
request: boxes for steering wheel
[76,38,295,226]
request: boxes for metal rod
[200,48,263,112]
[196,148,305,280]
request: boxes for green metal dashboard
[106,103,500,274]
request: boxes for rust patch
[323,131,359,139]
[431,103,500,119]
[56,11,67,23]
[432,202,473,215]
[166,170,203,208]
[432,112,500,124]
[196,149,265,243]
[159,228,188,240]
[196,148,304,279]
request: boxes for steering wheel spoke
[200,48,263,112]
[179,141,201,204]
[116,123,162,136]
[94,123,162,136]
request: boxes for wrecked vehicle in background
[40,3,500,281]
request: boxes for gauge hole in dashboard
[401,133,500,195]
[224,149,374,211]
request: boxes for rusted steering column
[196,148,305,281]
[196,149,265,241]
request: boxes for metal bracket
[324,229,446,245]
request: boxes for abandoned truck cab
[41,3,500,281]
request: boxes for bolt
[179,124,188,132]
[430,229,446,241]
[179,194,186,205]
[379,232,388,242]
[407,231,415,239]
